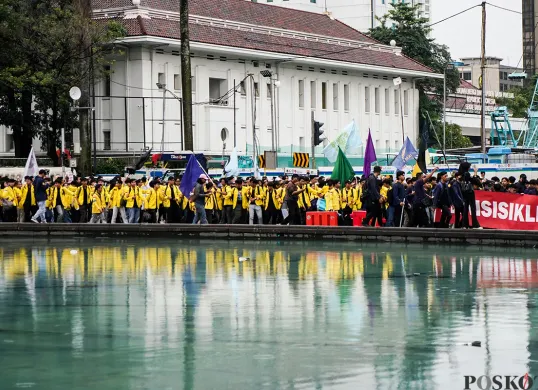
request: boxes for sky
[431,0,523,67]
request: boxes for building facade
[523,0,538,77]
[248,0,431,33]
[0,0,439,161]
[456,57,524,94]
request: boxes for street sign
[292,152,309,168]
[258,154,266,168]
[70,158,77,168]
[264,151,277,169]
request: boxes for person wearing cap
[31,169,50,223]
[89,184,106,223]
[433,171,452,228]
[387,171,406,227]
[192,174,209,224]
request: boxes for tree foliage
[496,76,538,118]
[432,123,473,150]
[368,3,460,142]
[0,0,125,164]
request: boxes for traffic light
[313,121,325,146]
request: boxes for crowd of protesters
[0,163,536,228]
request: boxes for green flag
[331,147,355,185]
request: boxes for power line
[485,2,521,15]
[426,4,481,27]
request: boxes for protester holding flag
[362,166,383,227]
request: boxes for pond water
[0,239,537,389]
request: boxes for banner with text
[436,191,538,230]
[474,191,538,230]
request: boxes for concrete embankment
[0,223,536,248]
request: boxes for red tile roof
[93,0,433,73]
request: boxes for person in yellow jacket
[17,177,36,222]
[50,178,76,223]
[124,179,142,223]
[162,177,180,223]
[14,180,24,222]
[325,180,341,212]
[340,180,358,225]
[297,177,311,225]
[204,182,219,223]
[142,181,161,223]
[264,182,282,224]
[89,184,106,223]
[2,178,17,222]
[76,178,93,223]
[108,180,128,224]
[224,178,245,224]
[220,178,234,224]
[248,179,265,225]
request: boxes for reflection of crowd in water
[1,162,537,228]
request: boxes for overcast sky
[431,0,522,67]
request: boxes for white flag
[224,147,240,178]
[23,147,39,178]
[322,120,363,163]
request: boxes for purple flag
[362,129,377,177]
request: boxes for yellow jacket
[248,186,265,207]
[307,184,320,201]
[264,189,282,210]
[222,186,234,206]
[76,186,94,207]
[205,187,218,210]
[325,188,341,211]
[108,187,124,208]
[240,186,250,209]
[91,191,105,214]
[298,185,311,209]
[18,184,36,208]
[143,187,161,210]
[2,186,17,207]
[50,186,76,209]
[162,184,180,208]
[125,186,142,208]
[225,187,244,209]
[355,186,363,210]
[341,187,358,210]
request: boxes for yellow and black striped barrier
[292,152,309,168]
[258,155,266,168]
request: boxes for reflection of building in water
[1,246,537,387]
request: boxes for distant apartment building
[523,0,538,77]
[250,0,431,33]
[456,57,524,94]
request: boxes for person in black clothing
[387,171,406,227]
[449,172,464,228]
[433,171,452,228]
[264,182,281,224]
[362,166,382,227]
[411,167,438,227]
[282,174,305,225]
[515,174,528,194]
[459,162,482,229]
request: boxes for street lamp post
[443,61,464,159]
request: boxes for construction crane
[522,77,538,148]
[490,106,518,147]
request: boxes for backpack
[461,181,474,195]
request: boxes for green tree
[432,123,473,149]
[496,76,537,118]
[0,0,124,170]
[369,3,460,140]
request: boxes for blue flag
[391,137,418,170]
[180,155,205,196]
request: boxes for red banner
[475,191,538,230]
[435,191,538,230]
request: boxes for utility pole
[310,111,316,169]
[480,1,487,154]
[180,0,193,151]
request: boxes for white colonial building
[1,0,440,162]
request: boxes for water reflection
[0,240,537,389]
